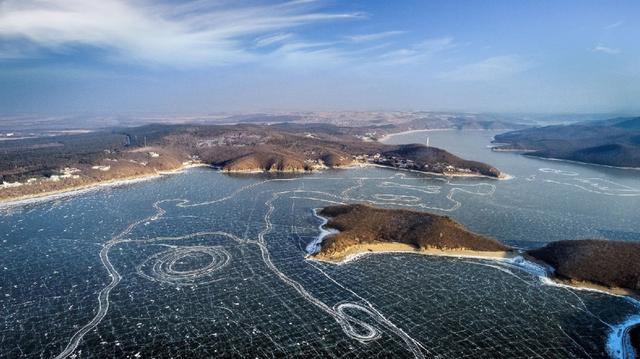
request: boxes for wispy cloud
[377,37,455,65]
[269,44,347,68]
[439,55,532,81]
[345,30,405,42]
[592,45,620,54]
[0,41,37,60]
[255,33,295,48]
[604,20,624,30]
[0,0,363,67]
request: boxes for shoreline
[360,162,508,180]
[306,208,339,253]
[543,277,639,298]
[516,254,640,299]
[490,144,640,171]
[490,147,538,153]
[378,128,520,143]
[310,242,516,264]
[215,161,504,179]
[377,128,455,142]
[0,163,209,208]
[523,154,640,171]
[222,167,313,174]
[0,161,500,207]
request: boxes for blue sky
[0,0,638,114]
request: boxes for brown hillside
[223,151,308,172]
[315,204,510,259]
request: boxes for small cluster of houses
[197,134,265,148]
[91,165,111,172]
[424,163,473,174]
[1,181,23,189]
[49,167,82,181]
[352,153,473,174]
[1,167,82,189]
[353,153,408,165]
[354,132,379,142]
[304,158,328,170]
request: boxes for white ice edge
[306,208,339,254]
[606,315,640,359]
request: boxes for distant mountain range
[492,117,640,168]
[0,111,528,134]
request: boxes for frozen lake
[1,130,639,358]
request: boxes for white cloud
[439,55,532,81]
[345,30,405,42]
[592,45,620,54]
[0,0,362,67]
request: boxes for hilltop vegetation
[493,117,640,167]
[527,239,640,293]
[314,204,510,261]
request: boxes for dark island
[526,239,640,295]
[312,204,512,262]
[492,116,640,168]
[1,123,502,202]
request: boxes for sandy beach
[541,276,639,298]
[310,242,515,264]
